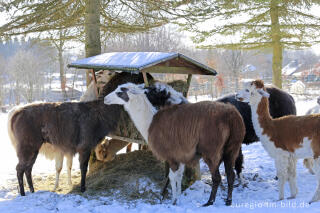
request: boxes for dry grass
[29,149,197,204]
[72,150,166,204]
[31,171,81,194]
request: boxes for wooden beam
[142,71,149,87]
[183,74,192,97]
[91,69,99,97]
[108,134,147,145]
[143,66,205,75]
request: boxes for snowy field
[1,97,320,212]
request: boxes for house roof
[68,52,217,76]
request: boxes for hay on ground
[73,150,166,204]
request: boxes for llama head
[104,83,146,106]
[95,139,115,162]
[96,70,116,92]
[145,82,188,108]
[236,79,270,105]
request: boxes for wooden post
[91,69,99,97]
[184,74,192,97]
[142,72,149,86]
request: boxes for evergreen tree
[183,0,320,88]
[0,0,214,84]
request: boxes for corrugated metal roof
[68,52,217,75]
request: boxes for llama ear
[102,139,110,147]
[257,89,270,98]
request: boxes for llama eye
[245,89,249,92]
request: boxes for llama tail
[7,106,20,149]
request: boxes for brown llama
[8,71,150,194]
[104,83,245,206]
[8,100,121,196]
[236,79,320,203]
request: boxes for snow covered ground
[1,98,320,212]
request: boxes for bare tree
[7,49,44,103]
[102,25,188,53]
[219,50,247,92]
[0,55,5,106]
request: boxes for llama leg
[203,168,221,206]
[160,162,170,201]
[275,156,289,200]
[126,143,132,153]
[310,158,320,203]
[176,164,185,198]
[224,157,236,206]
[53,152,64,191]
[16,163,26,196]
[16,149,39,196]
[79,150,91,193]
[25,168,34,193]
[66,154,73,186]
[169,168,178,205]
[287,157,298,199]
[24,151,38,193]
[235,148,244,180]
[168,162,180,205]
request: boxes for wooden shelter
[69,52,216,93]
[68,52,217,179]
[69,52,216,143]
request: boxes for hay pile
[73,150,166,203]
[167,80,189,96]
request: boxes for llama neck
[124,94,157,142]
[80,83,97,102]
[250,97,273,140]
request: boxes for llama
[211,86,297,178]
[47,71,116,190]
[7,70,117,191]
[303,96,320,175]
[8,72,152,196]
[104,83,245,206]
[8,100,122,196]
[80,70,116,102]
[236,79,320,203]
[95,138,129,162]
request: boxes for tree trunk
[84,0,101,86]
[235,71,239,92]
[58,36,67,101]
[270,0,283,88]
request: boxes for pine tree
[0,0,215,84]
[183,0,320,88]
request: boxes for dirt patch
[71,150,166,204]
